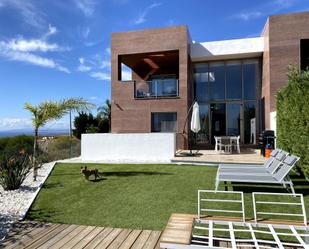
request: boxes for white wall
[81,133,176,163]
[191,37,264,61]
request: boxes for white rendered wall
[270,111,277,135]
[81,133,176,163]
[191,37,264,61]
[270,111,277,148]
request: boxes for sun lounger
[160,190,308,249]
[215,155,300,194]
[218,150,288,176]
[219,149,284,170]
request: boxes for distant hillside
[0,129,69,137]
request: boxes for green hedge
[276,66,309,179]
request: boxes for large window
[193,59,261,145]
[243,60,259,100]
[226,61,242,100]
[194,63,209,102]
[151,112,177,132]
[209,62,225,100]
[300,39,309,71]
[194,59,260,102]
[226,104,241,136]
[244,102,256,144]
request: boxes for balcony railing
[134,79,179,99]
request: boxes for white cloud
[89,96,98,100]
[232,0,299,21]
[0,25,70,73]
[41,24,58,39]
[0,49,70,73]
[0,118,32,131]
[73,0,97,17]
[133,2,162,25]
[235,11,262,21]
[0,0,45,29]
[77,57,92,72]
[1,38,61,52]
[101,60,111,69]
[89,72,110,81]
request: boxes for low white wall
[81,133,176,163]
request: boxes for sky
[0,0,308,132]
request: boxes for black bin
[259,130,276,157]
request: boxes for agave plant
[0,151,32,191]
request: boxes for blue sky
[0,0,308,132]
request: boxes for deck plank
[83,227,114,249]
[107,229,132,249]
[118,229,142,249]
[49,225,88,249]
[71,226,104,249]
[37,224,78,249]
[24,224,69,248]
[160,213,195,245]
[142,231,161,249]
[92,228,122,249]
[62,225,96,248]
[131,230,152,249]
[3,223,163,249]
[4,223,60,249]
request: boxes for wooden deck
[173,149,266,165]
[1,222,162,249]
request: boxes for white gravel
[0,161,56,241]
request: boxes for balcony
[134,78,179,99]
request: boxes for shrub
[41,136,81,162]
[276,66,309,179]
[0,151,32,190]
[0,135,34,154]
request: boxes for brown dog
[81,166,100,180]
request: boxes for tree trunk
[33,128,38,181]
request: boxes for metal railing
[134,78,179,98]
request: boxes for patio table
[214,136,240,153]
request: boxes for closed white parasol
[190,102,201,133]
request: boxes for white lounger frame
[161,219,309,249]
[252,192,307,226]
[198,190,245,222]
[161,191,309,249]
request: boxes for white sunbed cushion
[283,155,299,166]
[275,151,287,161]
[270,149,280,157]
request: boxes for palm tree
[97,99,111,120]
[97,99,111,131]
[25,98,94,181]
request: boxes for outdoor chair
[218,149,288,175]
[215,154,300,194]
[231,135,240,153]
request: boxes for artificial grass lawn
[27,163,309,231]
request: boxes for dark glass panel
[226,61,242,99]
[244,102,257,144]
[151,112,177,132]
[209,62,225,100]
[210,103,226,143]
[243,59,258,100]
[194,63,209,102]
[226,104,240,136]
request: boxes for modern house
[110,11,309,150]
